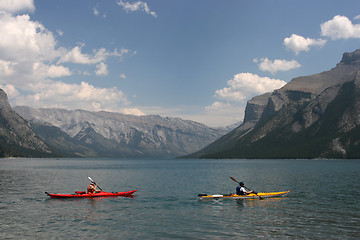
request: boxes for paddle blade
[88,176,94,182]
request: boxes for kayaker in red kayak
[87,182,101,194]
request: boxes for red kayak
[46,190,137,198]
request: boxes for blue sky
[0,0,360,127]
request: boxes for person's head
[90,182,95,186]
[239,182,245,186]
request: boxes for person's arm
[94,184,101,192]
[244,187,253,194]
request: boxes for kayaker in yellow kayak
[87,182,101,194]
[236,182,254,195]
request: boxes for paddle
[88,176,103,191]
[229,177,263,199]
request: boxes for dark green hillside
[0,137,57,158]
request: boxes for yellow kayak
[198,191,290,199]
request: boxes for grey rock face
[240,50,360,134]
[0,89,53,157]
[243,92,272,123]
[187,49,360,159]
[14,106,227,158]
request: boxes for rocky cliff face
[0,89,54,157]
[187,49,360,159]
[14,106,227,158]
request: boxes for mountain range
[2,49,360,159]
[12,106,228,158]
[186,49,360,159]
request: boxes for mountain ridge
[186,49,360,159]
[0,89,56,157]
[14,106,228,158]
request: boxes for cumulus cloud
[254,58,301,75]
[0,12,62,62]
[321,15,360,40]
[117,0,157,18]
[0,83,19,97]
[95,62,108,76]
[0,11,70,84]
[284,34,327,55]
[0,10,132,79]
[204,73,287,126]
[32,62,71,78]
[0,0,35,13]
[214,73,286,102]
[0,60,16,76]
[0,4,134,114]
[12,81,130,112]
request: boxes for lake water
[0,158,359,239]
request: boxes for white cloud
[32,62,71,78]
[58,45,133,65]
[284,34,326,55]
[354,15,360,20]
[214,73,286,102]
[202,73,287,126]
[0,11,69,84]
[120,73,127,79]
[123,108,145,116]
[58,45,103,64]
[95,62,108,76]
[0,0,35,13]
[0,83,19,97]
[117,0,157,18]
[0,60,16,76]
[321,15,360,40]
[254,58,301,75]
[0,12,62,62]
[0,6,135,115]
[12,81,130,111]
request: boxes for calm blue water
[0,158,359,239]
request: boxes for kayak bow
[46,189,137,198]
[198,191,290,199]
